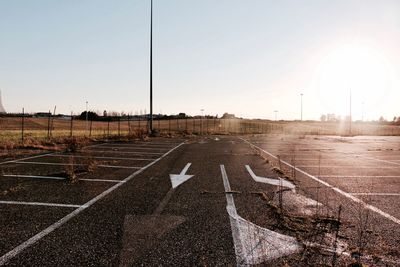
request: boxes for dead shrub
[65,137,88,152]
[128,129,149,141]
[65,156,78,183]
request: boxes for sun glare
[315,43,392,118]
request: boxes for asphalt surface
[0,135,399,266]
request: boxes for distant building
[221,113,235,119]
[34,112,51,117]
[327,114,337,122]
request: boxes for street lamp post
[300,93,303,121]
[85,101,88,133]
[200,109,204,135]
[149,0,153,134]
[349,89,352,135]
[362,102,364,122]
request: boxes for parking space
[1,135,399,266]
[241,136,400,251]
[0,138,185,265]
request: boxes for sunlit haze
[1,0,399,120]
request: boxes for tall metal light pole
[200,109,204,135]
[149,0,153,134]
[361,101,364,122]
[349,89,352,135]
[85,101,88,133]
[300,93,303,121]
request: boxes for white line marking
[169,163,194,189]
[14,162,86,166]
[297,165,399,169]
[355,155,400,166]
[2,175,125,183]
[240,138,400,226]
[13,161,141,169]
[79,150,163,155]
[80,178,125,183]
[221,165,300,265]
[245,165,295,189]
[97,143,175,147]
[0,152,56,165]
[3,174,65,180]
[87,146,169,151]
[0,201,84,208]
[0,141,185,265]
[350,193,400,196]
[319,175,400,178]
[48,154,154,161]
[97,165,141,169]
[0,142,107,165]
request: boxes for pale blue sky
[1,0,399,120]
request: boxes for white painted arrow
[170,163,194,189]
[221,165,300,265]
[245,165,295,190]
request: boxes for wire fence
[1,115,400,143]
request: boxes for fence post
[21,108,25,143]
[200,117,203,135]
[47,110,51,139]
[70,112,73,137]
[128,115,131,135]
[214,117,216,133]
[89,120,93,137]
[118,118,121,137]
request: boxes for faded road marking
[0,141,185,266]
[220,165,300,265]
[241,138,400,226]
[0,201,84,208]
[245,165,295,189]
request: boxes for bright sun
[315,43,392,118]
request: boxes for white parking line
[0,153,56,165]
[48,154,154,161]
[0,142,107,165]
[98,144,175,148]
[350,193,400,196]
[86,146,169,151]
[319,175,400,178]
[80,178,125,183]
[0,141,186,265]
[80,150,163,155]
[355,155,400,166]
[0,201,85,208]
[13,161,141,169]
[3,174,65,180]
[240,138,400,226]
[2,175,125,183]
[97,165,140,169]
[297,165,399,169]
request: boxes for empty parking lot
[0,135,399,266]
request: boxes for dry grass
[64,156,78,184]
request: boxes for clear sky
[1,0,399,120]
